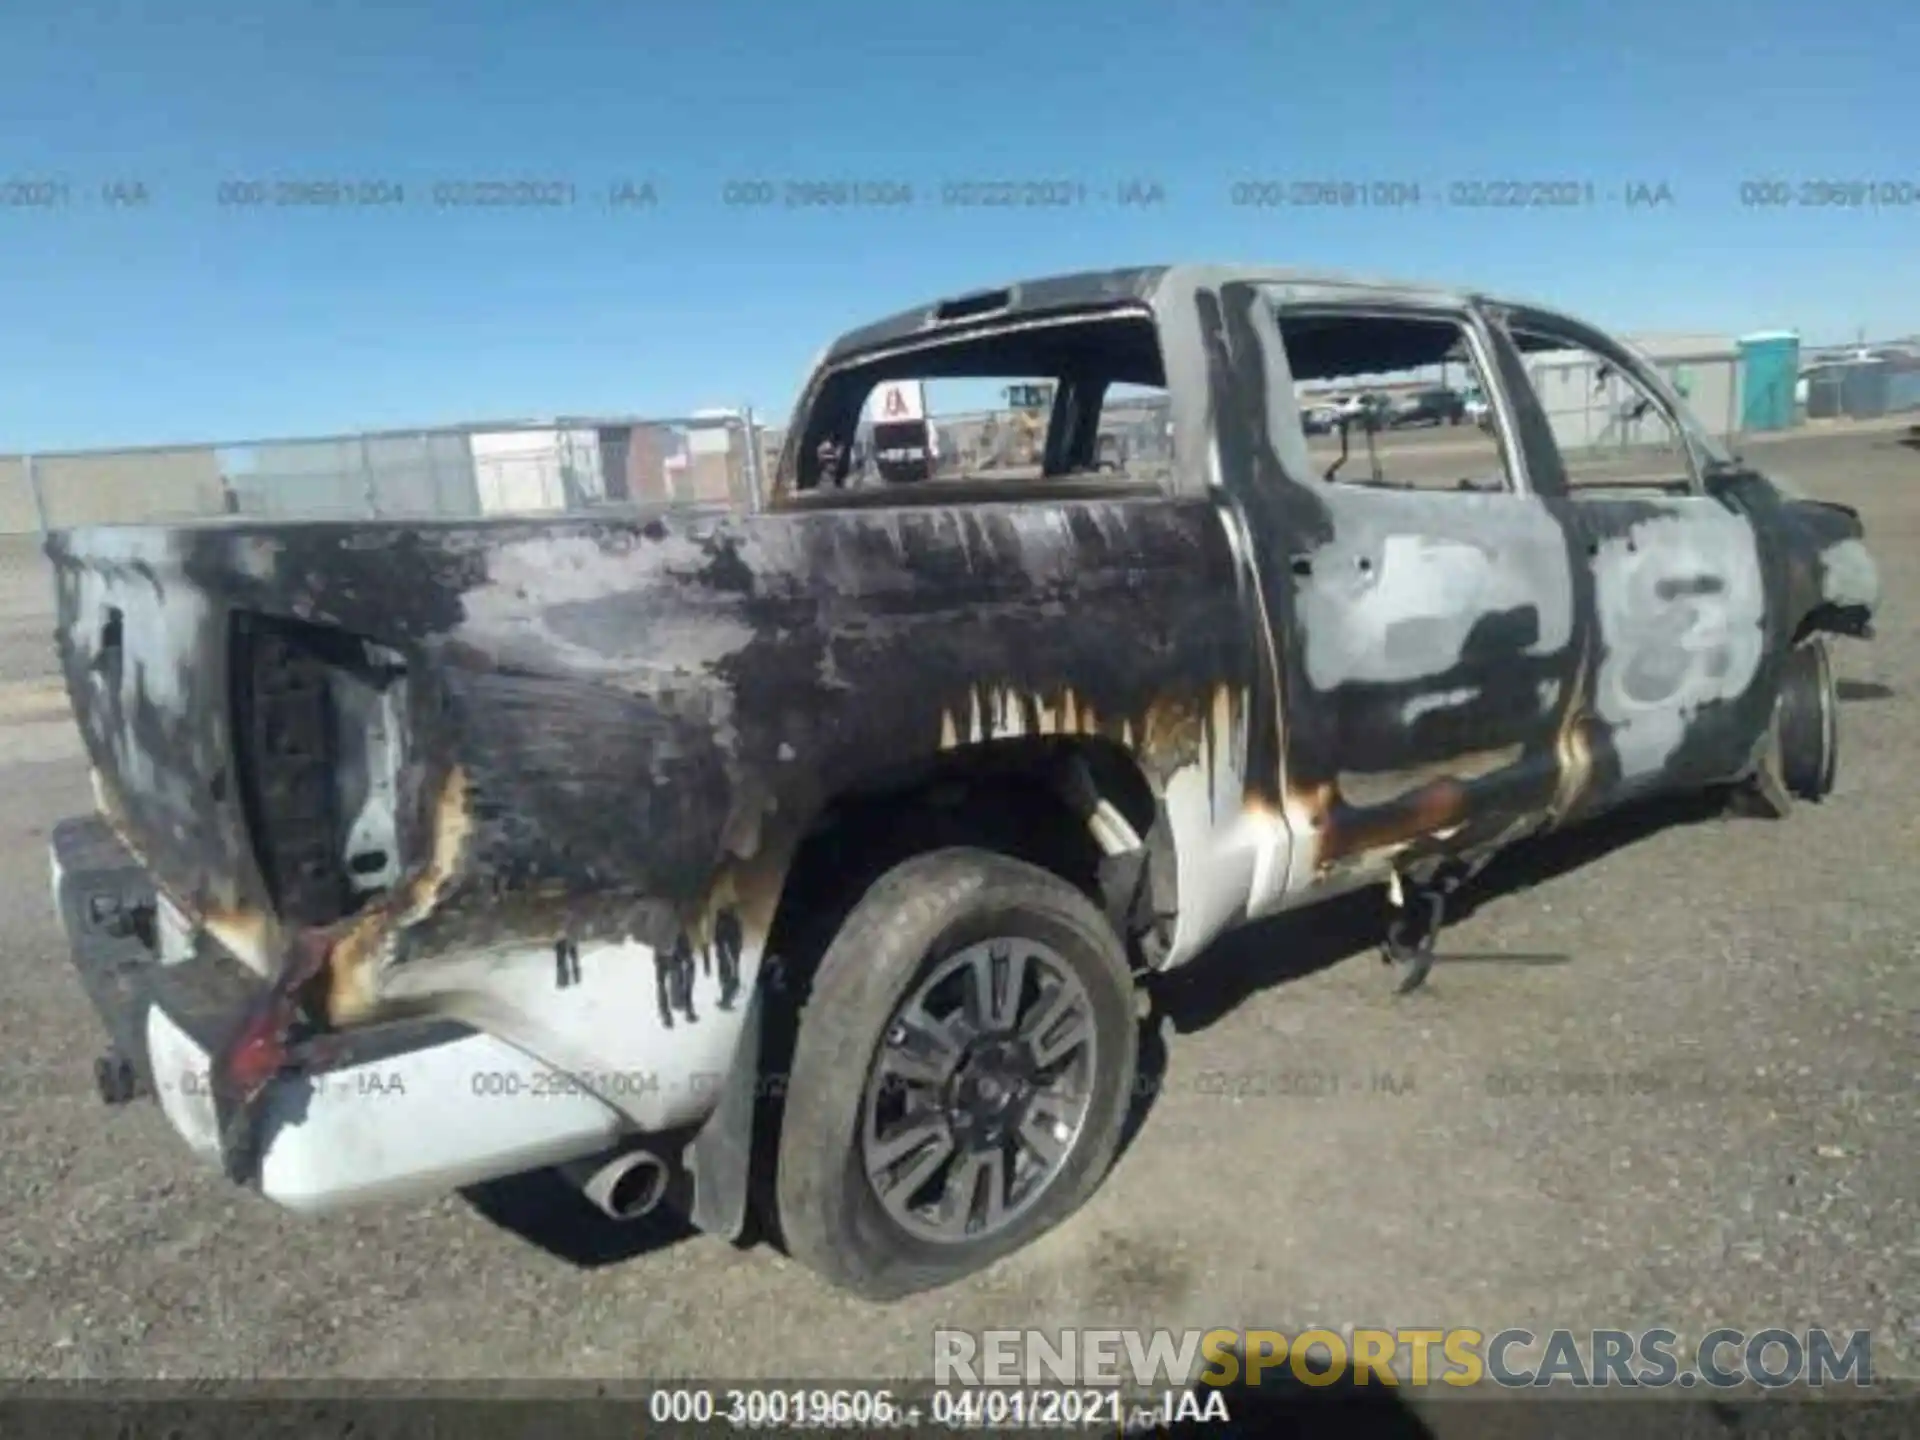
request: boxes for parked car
[46,264,1880,1302]
[1329,391,1392,429]
[1391,386,1467,427]
[1301,402,1340,434]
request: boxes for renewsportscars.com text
[934,1326,1874,1390]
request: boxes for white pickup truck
[45,263,1878,1300]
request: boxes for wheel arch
[1790,599,1873,647]
[682,734,1172,1242]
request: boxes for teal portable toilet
[1739,331,1800,431]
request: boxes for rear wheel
[1777,637,1838,800]
[774,848,1137,1300]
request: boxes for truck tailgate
[48,526,280,969]
[46,523,424,979]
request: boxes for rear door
[1209,282,1585,908]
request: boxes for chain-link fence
[2,411,766,531]
[1801,357,1920,422]
[0,412,768,692]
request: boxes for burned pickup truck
[46,265,1879,1300]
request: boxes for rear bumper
[50,816,632,1212]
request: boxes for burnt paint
[818,267,1167,368]
[46,265,1878,1042]
[51,496,1250,1028]
[657,907,745,1028]
[1197,273,1873,878]
[555,938,581,988]
[1208,281,1580,872]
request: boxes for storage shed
[1621,333,1743,442]
[468,426,608,514]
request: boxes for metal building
[1524,333,1742,454]
[1622,334,1743,442]
[468,427,607,514]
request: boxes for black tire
[774,848,1137,1300]
[1777,637,1838,800]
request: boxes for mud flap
[1734,691,1795,820]
[683,985,762,1240]
[1748,732,1794,819]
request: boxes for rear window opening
[785,310,1171,500]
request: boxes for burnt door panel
[1274,485,1583,882]
[1566,494,1775,806]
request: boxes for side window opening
[1506,327,1700,495]
[1273,309,1516,494]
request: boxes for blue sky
[2,0,1916,452]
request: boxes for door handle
[1289,554,1313,577]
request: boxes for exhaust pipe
[563,1148,671,1222]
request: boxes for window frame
[1268,299,1537,497]
[774,308,1172,501]
[1486,306,1728,499]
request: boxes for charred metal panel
[1561,470,1875,808]
[43,264,1884,1157]
[1203,281,1586,894]
[1578,501,1768,789]
[1286,499,1575,793]
[47,528,279,974]
[1752,489,1880,628]
[50,493,1252,1044]
[820,267,1169,367]
[1183,269,1880,893]
[1817,538,1878,611]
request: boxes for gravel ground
[0,536,60,686]
[0,428,1912,1406]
